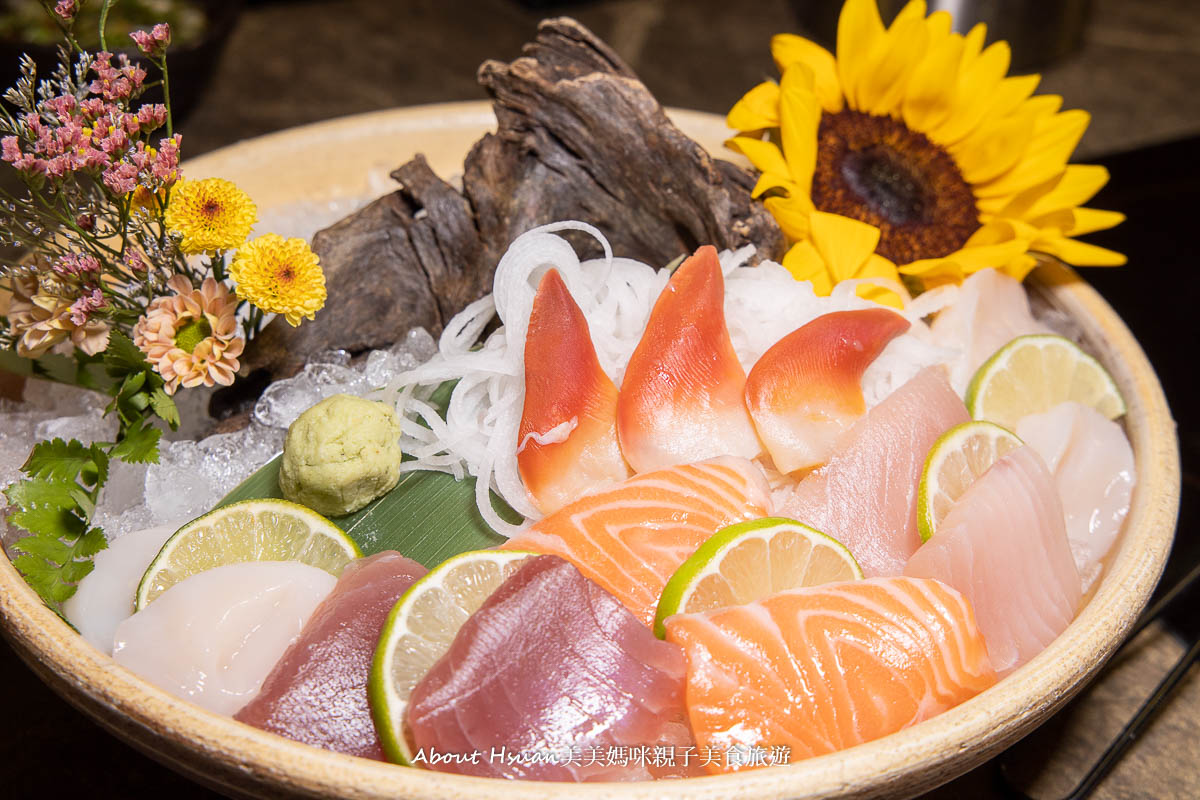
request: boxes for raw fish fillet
[502,456,772,627]
[664,576,996,773]
[407,555,698,781]
[234,552,427,759]
[930,268,1051,394]
[617,245,762,472]
[518,269,631,514]
[1016,402,1136,592]
[112,561,336,715]
[64,524,175,654]
[745,308,910,474]
[905,446,1081,674]
[777,367,968,577]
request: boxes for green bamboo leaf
[218,457,516,569]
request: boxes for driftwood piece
[235,17,784,390]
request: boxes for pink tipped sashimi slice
[502,456,772,627]
[518,269,631,514]
[905,446,1082,674]
[664,576,997,773]
[407,555,699,781]
[745,308,911,474]
[234,552,427,759]
[617,245,762,473]
[778,366,969,577]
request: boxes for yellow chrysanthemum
[164,177,257,254]
[726,0,1125,289]
[229,234,326,327]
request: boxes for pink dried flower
[124,249,149,273]
[54,253,102,276]
[136,104,168,132]
[68,288,106,326]
[130,25,171,58]
[54,0,77,20]
[102,162,138,194]
[76,213,95,231]
[1,136,21,163]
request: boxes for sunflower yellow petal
[975,108,1089,199]
[727,81,781,132]
[1022,164,1110,217]
[901,29,965,133]
[781,240,834,294]
[853,253,905,308]
[726,135,791,177]
[1062,208,1126,236]
[1000,253,1040,282]
[928,41,1015,145]
[941,224,1034,272]
[1036,236,1127,266]
[808,210,882,281]
[764,194,814,241]
[751,171,794,198]
[779,63,821,193]
[950,114,1033,184]
[959,22,987,67]
[772,34,844,113]
[859,14,930,116]
[837,0,886,112]
[898,256,966,286]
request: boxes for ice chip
[306,349,351,368]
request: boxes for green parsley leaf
[149,388,180,430]
[20,438,94,482]
[110,421,162,464]
[102,329,149,376]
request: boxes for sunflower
[164,177,257,254]
[229,234,326,326]
[727,0,1125,290]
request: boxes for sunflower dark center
[811,110,980,264]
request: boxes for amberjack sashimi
[407,555,698,781]
[664,576,997,772]
[745,308,911,474]
[234,552,427,759]
[518,269,631,514]
[501,456,772,627]
[777,366,969,577]
[905,446,1082,674]
[617,245,762,473]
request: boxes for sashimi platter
[0,2,1181,799]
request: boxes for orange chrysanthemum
[133,275,244,394]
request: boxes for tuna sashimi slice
[518,269,631,515]
[664,577,997,773]
[777,366,969,577]
[234,552,426,759]
[905,446,1082,674]
[1016,401,1136,592]
[745,308,911,474]
[930,268,1052,394]
[502,456,772,627]
[617,245,762,472]
[407,555,698,781]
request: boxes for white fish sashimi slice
[930,269,1052,395]
[1017,401,1136,592]
[905,446,1081,675]
[63,524,176,654]
[112,561,336,715]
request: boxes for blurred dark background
[2,0,1199,798]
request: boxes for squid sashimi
[501,456,771,627]
[617,245,762,473]
[905,446,1081,674]
[407,555,698,781]
[930,268,1052,393]
[778,367,968,577]
[518,269,631,514]
[234,552,427,759]
[1017,401,1135,592]
[745,308,911,474]
[112,561,336,715]
[664,577,996,773]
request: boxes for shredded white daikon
[388,222,954,536]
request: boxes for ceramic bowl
[0,102,1181,799]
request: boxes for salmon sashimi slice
[518,269,631,514]
[777,366,969,577]
[664,576,997,772]
[501,456,772,627]
[407,555,699,781]
[1016,401,1136,592]
[745,308,911,474]
[234,552,427,759]
[905,446,1082,674]
[617,245,762,473]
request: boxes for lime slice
[917,421,1024,542]
[966,334,1126,430]
[135,498,361,611]
[370,549,538,766]
[653,517,862,639]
